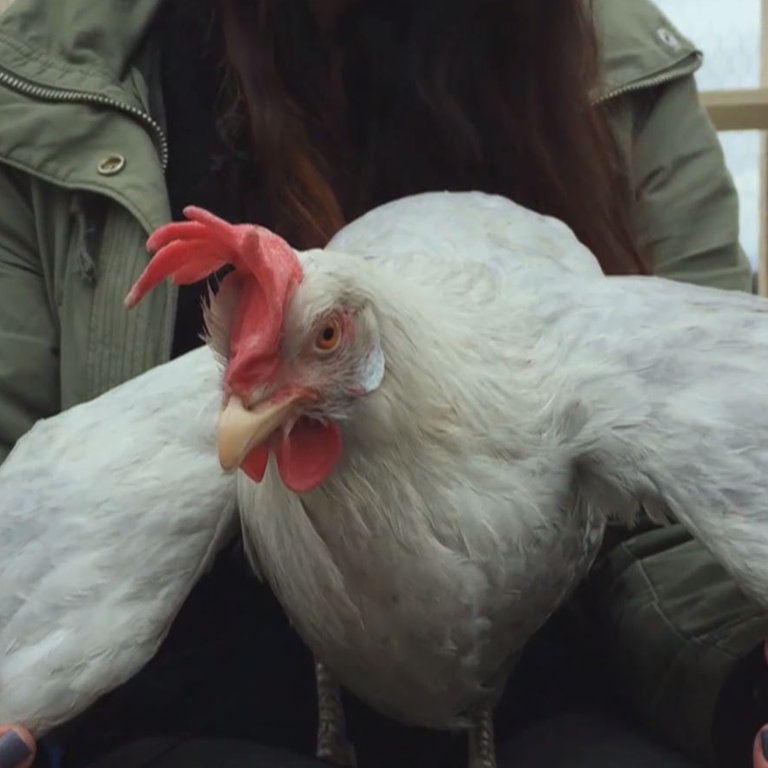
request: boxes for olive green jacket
[0,0,761,764]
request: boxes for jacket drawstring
[70,193,106,285]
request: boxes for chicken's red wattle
[241,420,342,493]
[126,206,338,492]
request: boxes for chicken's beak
[217,394,299,471]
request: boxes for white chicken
[0,190,765,768]
[123,190,768,768]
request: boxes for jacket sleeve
[587,75,768,767]
[0,164,60,463]
[625,73,753,291]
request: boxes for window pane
[718,131,761,271]
[653,0,761,89]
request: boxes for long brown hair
[214,0,648,275]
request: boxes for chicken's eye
[315,316,342,353]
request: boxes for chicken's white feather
[0,346,237,734]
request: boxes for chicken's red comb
[125,206,302,390]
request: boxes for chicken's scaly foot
[467,706,497,768]
[315,659,357,767]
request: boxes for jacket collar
[0,0,163,102]
[0,0,170,233]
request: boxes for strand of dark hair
[215,0,649,276]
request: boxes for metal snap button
[97,154,126,176]
[657,27,681,51]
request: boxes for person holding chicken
[0,0,764,767]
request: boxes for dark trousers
[87,712,697,768]
[43,546,699,768]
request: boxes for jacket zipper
[0,56,701,165]
[0,68,169,170]
[592,55,703,105]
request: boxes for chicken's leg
[315,659,357,767]
[468,707,497,768]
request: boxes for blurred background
[0,0,764,290]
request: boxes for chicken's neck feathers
[292,255,596,563]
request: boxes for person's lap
[497,710,698,767]
[87,710,697,768]
[47,548,698,768]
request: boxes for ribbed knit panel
[86,203,175,400]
